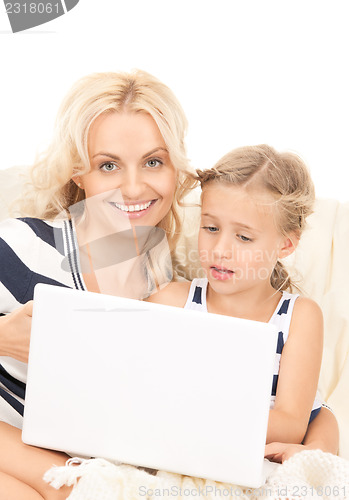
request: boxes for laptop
[22,283,279,488]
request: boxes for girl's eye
[100,162,118,172]
[237,234,252,242]
[202,226,219,233]
[146,158,163,168]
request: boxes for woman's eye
[146,158,163,168]
[100,162,117,172]
[202,226,219,233]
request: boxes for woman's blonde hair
[19,69,195,251]
[196,144,315,292]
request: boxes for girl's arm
[302,405,339,453]
[267,297,324,444]
[265,406,339,463]
[0,301,33,362]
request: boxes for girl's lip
[210,266,235,281]
[108,199,157,219]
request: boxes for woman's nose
[119,168,146,200]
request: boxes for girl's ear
[278,232,300,259]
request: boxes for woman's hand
[0,301,33,363]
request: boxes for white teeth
[214,267,232,274]
[113,201,152,212]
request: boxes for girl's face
[75,111,177,228]
[198,183,295,297]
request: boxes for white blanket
[44,450,349,499]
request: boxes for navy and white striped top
[184,278,323,423]
[0,217,86,428]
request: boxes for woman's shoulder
[0,217,66,245]
[0,216,64,230]
[0,217,73,307]
[146,280,191,308]
[0,217,68,267]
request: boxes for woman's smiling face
[77,111,177,228]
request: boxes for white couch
[1,166,349,460]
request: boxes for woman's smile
[108,199,157,219]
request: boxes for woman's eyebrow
[92,147,169,161]
[92,152,120,160]
[141,147,169,159]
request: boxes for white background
[0,0,348,201]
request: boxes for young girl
[148,144,339,459]
[0,69,195,499]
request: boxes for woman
[0,69,195,499]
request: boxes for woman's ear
[278,231,300,259]
[72,176,83,189]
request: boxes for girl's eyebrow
[201,213,261,233]
[92,147,168,161]
[234,223,261,234]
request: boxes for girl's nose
[212,234,234,260]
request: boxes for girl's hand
[265,441,306,463]
[0,301,33,363]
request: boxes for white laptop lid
[22,283,278,488]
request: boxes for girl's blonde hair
[19,69,195,251]
[196,144,315,291]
